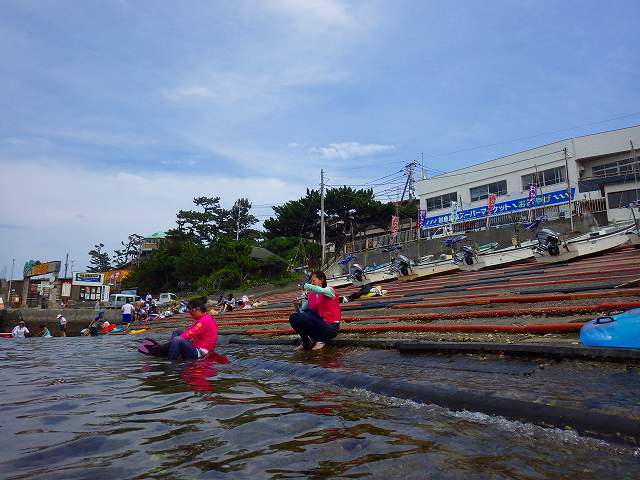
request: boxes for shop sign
[23,260,62,278]
[420,188,575,229]
[72,272,105,286]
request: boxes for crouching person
[289,271,341,351]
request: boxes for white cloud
[164,67,348,113]
[41,129,161,148]
[311,142,397,160]
[0,158,307,276]
[265,0,356,30]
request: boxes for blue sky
[1,0,640,278]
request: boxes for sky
[2,0,640,278]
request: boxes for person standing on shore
[12,321,30,338]
[122,301,134,326]
[289,271,341,351]
[57,314,67,337]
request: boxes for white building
[417,125,640,230]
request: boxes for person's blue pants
[167,329,199,360]
[289,310,339,349]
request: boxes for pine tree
[87,243,112,272]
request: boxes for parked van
[107,294,140,308]
[157,293,177,306]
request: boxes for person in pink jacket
[289,271,341,351]
[139,298,218,360]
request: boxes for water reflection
[0,338,639,479]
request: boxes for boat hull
[627,232,640,248]
[327,277,352,288]
[397,262,459,282]
[362,271,397,284]
[459,246,534,272]
[534,232,629,263]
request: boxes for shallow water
[1,337,639,479]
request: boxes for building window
[592,158,639,178]
[521,166,566,190]
[469,180,507,202]
[425,192,457,211]
[607,189,640,208]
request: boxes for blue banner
[420,188,575,229]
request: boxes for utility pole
[564,147,574,232]
[63,252,69,278]
[235,200,240,241]
[632,140,639,235]
[7,258,14,304]
[320,169,326,267]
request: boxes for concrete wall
[0,308,123,337]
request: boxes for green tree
[167,196,230,246]
[87,243,112,272]
[112,233,143,268]
[226,198,259,240]
[263,189,320,239]
[263,187,396,244]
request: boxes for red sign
[487,193,497,216]
[391,215,399,236]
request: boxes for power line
[430,149,565,179]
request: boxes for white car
[156,293,177,306]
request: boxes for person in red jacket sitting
[289,271,341,351]
[139,298,218,360]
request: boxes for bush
[198,268,242,293]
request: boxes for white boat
[457,245,534,271]
[627,231,640,248]
[534,230,630,263]
[396,259,460,282]
[326,276,353,288]
[360,269,398,284]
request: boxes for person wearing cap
[12,321,30,338]
[57,314,67,337]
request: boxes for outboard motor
[524,216,561,256]
[535,228,561,256]
[389,254,411,276]
[453,245,477,265]
[347,263,366,282]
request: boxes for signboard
[72,272,105,286]
[104,268,131,284]
[61,282,72,297]
[391,216,399,236]
[121,289,137,295]
[420,188,575,229]
[23,260,61,278]
[141,241,160,252]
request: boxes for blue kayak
[580,308,640,348]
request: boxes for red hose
[217,300,640,326]
[388,288,640,309]
[242,322,583,335]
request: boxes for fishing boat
[388,251,459,282]
[624,203,640,248]
[454,244,534,271]
[527,217,631,264]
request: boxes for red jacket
[308,289,341,323]
[180,313,218,352]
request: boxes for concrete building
[417,125,640,231]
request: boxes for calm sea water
[1,336,639,479]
